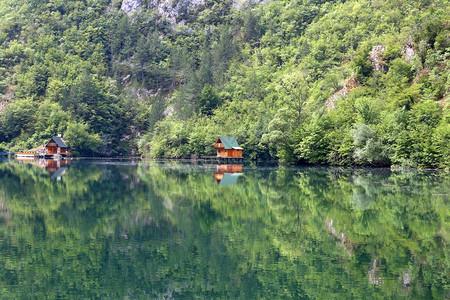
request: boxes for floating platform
[16,153,70,159]
[17,153,40,158]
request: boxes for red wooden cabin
[213,136,243,158]
[45,136,71,157]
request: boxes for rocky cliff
[121,0,143,14]
[120,0,272,20]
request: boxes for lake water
[0,159,448,298]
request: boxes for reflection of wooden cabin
[216,164,242,174]
[44,159,70,176]
[214,136,243,158]
[45,136,71,157]
[16,158,70,180]
[214,164,243,186]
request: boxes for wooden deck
[199,156,244,164]
[16,153,71,159]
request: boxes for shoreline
[3,155,447,171]
[66,157,450,171]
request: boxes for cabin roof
[51,167,67,179]
[48,136,67,148]
[218,136,243,150]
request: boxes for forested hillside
[0,0,448,167]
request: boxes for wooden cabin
[214,136,243,158]
[45,136,71,157]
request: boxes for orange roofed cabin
[214,136,243,158]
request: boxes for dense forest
[0,0,448,168]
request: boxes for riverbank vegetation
[0,0,448,167]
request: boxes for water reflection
[0,160,447,298]
[213,164,243,186]
[17,158,71,179]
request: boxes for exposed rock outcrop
[121,0,143,14]
[155,0,203,23]
[164,104,174,116]
[402,42,415,64]
[326,74,360,109]
[232,0,273,8]
[0,85,13,115]
[0,100,8,115]
[120,0,273,21]
[368,45,387,72]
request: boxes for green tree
[351,124,389,166]
[64,122,102,156]
[198,84,220,116]
[279,71,309,125]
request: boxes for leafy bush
[64,122,102,157]
[351,124,389,166]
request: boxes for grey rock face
[326,74,359,109]
[146,0,206,23]
[232,0,273,9]
[368,45,387,72]
[403,42,415,64]
[121,0,143,15]
[119,0,272,21]
[0,100,8,115]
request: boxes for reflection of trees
[0,161,447,298]
[138,164,448,298]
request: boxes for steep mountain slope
[0,0,448,167]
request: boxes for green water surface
[0,160,448,298]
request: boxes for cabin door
[47,146,57,154]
